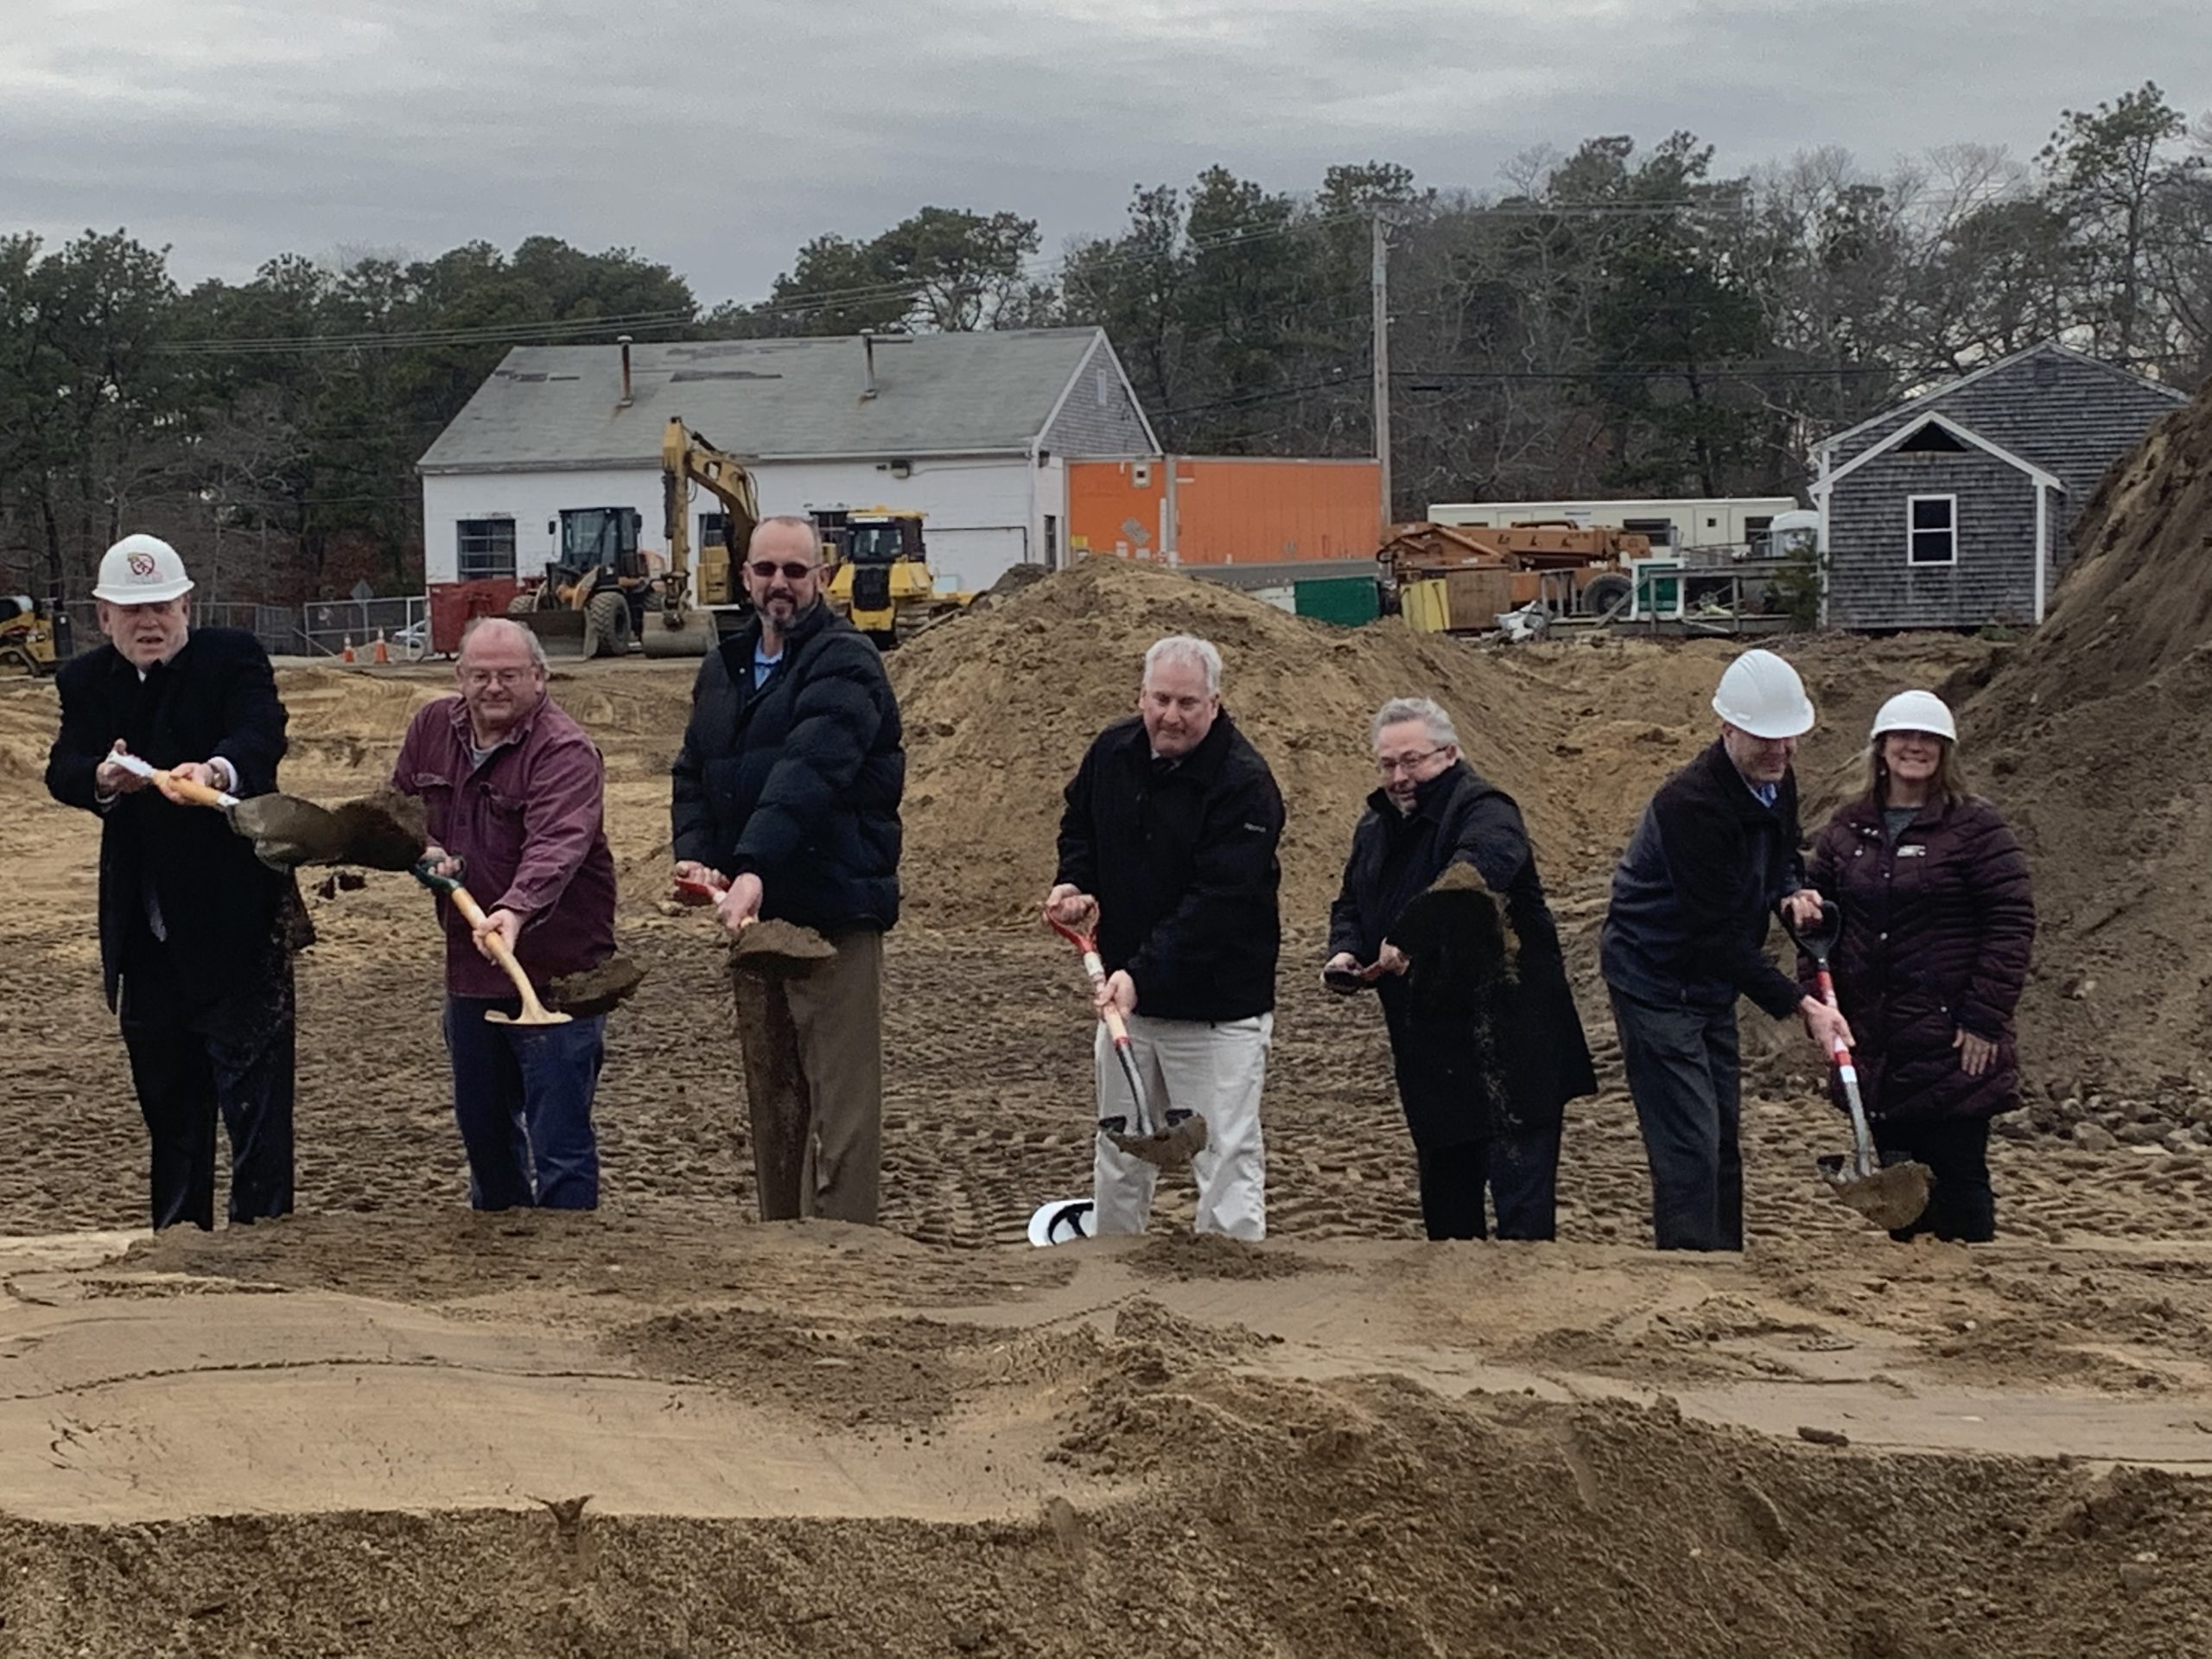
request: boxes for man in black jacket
[1600,648,1852,1251]
[1327,697,1595,1241]
[671,515,903,1224]
[45,535,308,1230]
[1046,634,1284,1240]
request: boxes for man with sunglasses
[391,616,620,1210]
[671,515,905,1224]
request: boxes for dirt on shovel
[229,785,426,872]
[729,919,839,978]
[1821,1155,1935,1232]
[546,952,648,1018]
[1106,1114,1211,1170]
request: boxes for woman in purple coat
[1802,691,2035,1243]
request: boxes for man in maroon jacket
[392,618,619,1210]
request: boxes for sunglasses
[749,560,816,580]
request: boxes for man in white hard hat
[44,535,309,1230]
[1599,647,1853,1251]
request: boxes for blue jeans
[1610,989,1743,1251]
[442,996,605,1211]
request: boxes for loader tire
[584,590,632,658]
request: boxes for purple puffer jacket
[1802,797,2035,1124]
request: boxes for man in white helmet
[1599,647,1853,1251]
[44,535,308,1230]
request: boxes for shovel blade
[226,793,352,869]
[1107,1112,1210,1171]
[1816,1154,1933,1231]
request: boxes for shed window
[1622,517,1674,547]
[456,518,516,581]
[1906,495,1957,566]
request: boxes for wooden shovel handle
[155,771,235,809]
[444,882,552,1015]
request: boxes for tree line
[3,82,2205,606]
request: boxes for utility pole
[1370,211,1394,531]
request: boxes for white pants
[1092,1012,1272,1241]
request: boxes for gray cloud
[3,0,2205,302]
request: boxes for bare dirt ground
[3,565,2212,1656]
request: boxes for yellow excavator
[644,416,760,657]
[818,508,973,648]
[0,594,59,675]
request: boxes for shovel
[1783,899,1932,1231]
[672,874,837,977]
[410,856,570,1027]
[116,752,425,872]
[1046,912,1208,1169]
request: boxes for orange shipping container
[1067,457,1382,568]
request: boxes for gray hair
[458,614,548,668]
[1370,696,1459,751]
[1142,634,1222,696]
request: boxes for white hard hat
[1713,648,1815,740]
[1870,690,1957,742]
[92,534,194,605]
[1026,1198,1096,1247]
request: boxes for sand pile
[889,556,1994,930]
[6,1378,2203,1657]
[1960,378,2212,1096]
[887,557,1561,925]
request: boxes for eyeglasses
[749,560,816,580]
[1376,746,1448,778]
[462,667,535,688]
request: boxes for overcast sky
[5,1,2207,307]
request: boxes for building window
[1622,517,1675,547]
[457,518,516,581]
[1907,495,1957,566]
[1745,515,1774,556]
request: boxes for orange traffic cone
[372,630,390,665]
[340,636,355,663]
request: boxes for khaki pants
[1092,1012,1271,1241]
[731,927,884,1224]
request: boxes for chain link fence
[57,597,429,664]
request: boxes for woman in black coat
[1327,698,1596,1240]
[1802,690,2035,1243]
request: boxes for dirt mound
[890,557,1994,929]
[8,1379,2205,1658]
[1961,379,2212,1096]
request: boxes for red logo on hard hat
[128,553,156,577]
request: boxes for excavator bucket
[639,612,714,658]
[516,610,589,660]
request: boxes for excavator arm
[652,417,761,654]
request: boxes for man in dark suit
[45,534,308,1230]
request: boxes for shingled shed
[1809,341,2189,630]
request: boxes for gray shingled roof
[418,328,1110,473]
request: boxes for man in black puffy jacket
[1046,634,1284,1240]
[671,516,904,1224]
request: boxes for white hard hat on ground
[1870,689,1957,742]
[1712,648,1815,740]
[92,535,194,605]
[1026,1198,1096,1247]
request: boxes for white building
[1427,496,1800,556]
[416,328,1159,596]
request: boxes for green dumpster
[1294,575,1381,627]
